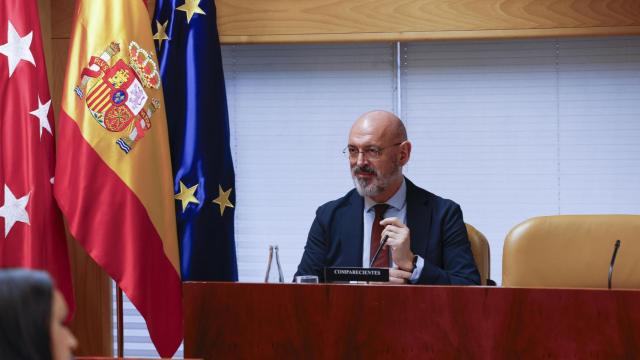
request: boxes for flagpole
[116,286,124,357]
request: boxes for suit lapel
[405,178,431,255]
[343,190,364,267]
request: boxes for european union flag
[153,0,238,281]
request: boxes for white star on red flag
[0,185,30,237]
[0,0,75,319]
[0,21,35,77]
[29,96,52,138]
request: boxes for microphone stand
[608,239,621,290]
[369,235,389,268]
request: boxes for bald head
[348,110,411,202]
[350,110,407,144]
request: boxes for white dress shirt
[362,178,424,283]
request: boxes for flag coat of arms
[0,0,75,316]
[54,0,182,356]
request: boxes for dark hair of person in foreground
[0,269,56,359]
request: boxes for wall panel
[217,0,640,43]
[50,0,640,43]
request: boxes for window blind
[401,37,640,284]
[115,37,640,357]
[558,37,640,213]
[401,39,561,285]
[224,43,396,282]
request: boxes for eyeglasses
[342,142,403,160]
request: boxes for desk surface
[184,282,640,359]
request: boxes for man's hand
[389,268,412,284]
[371,268,412,285]
[380,217,414,272]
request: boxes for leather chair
[502,215,640,289]
[465,223,491,285]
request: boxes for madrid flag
[54,0,182,356]
[0,0,75,315]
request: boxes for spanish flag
[54,0,182,356]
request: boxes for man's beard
[351,163,401,198]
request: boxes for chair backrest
[465,223,490,286]
[502,215,640,288]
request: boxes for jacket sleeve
[294,208,329,281]
[417,204,480,285]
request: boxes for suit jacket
[295,178,480,285]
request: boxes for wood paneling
[51,39,68,121]
[185,283,640,359]
[51,0,74,39]
[216,0,640,43]
[50,0,640,43]
[37,0,53,88]
[67,234,113,356]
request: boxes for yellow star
[153,20,170,48]
[212,185,234,216]
[176,0,206,24]
[174,181,200,212]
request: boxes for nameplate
[324,267,389,283]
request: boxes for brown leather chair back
[465,223,490,285]
[502,215,640,288]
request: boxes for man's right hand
[388,268,412,284]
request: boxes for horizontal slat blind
[558,37,640,213]
[223,44,396,282]
[112,283,184,357]
[115,37,640,357]
[401,39,560,284]
[402,38,640,284]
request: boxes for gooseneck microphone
[369,235,389,267]
[608,239,621,290]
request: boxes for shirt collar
[364,177,407,212]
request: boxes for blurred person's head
[0,269,77,360]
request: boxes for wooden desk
[184,282,640,359]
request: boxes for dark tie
[370,204,390,268]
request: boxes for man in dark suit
[295,110,479,285]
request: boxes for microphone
[608,239,621,290]
[369,234,389,267]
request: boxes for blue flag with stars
[153,0,238,281]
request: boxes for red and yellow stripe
[54,0,181,356]
[86,82,112,113]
